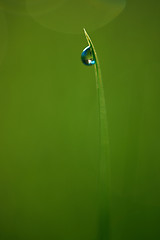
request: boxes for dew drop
[81,46,96,66]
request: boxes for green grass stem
[83,29,111,240]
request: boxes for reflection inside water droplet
[81,46,95,66]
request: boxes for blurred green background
[0,0,160,240]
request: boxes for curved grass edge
[83,28,111,240]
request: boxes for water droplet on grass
[81,46,95,66]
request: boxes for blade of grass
[83,28,111,240]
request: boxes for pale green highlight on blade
[83,28,111,240]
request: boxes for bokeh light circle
[26,0,126,34]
